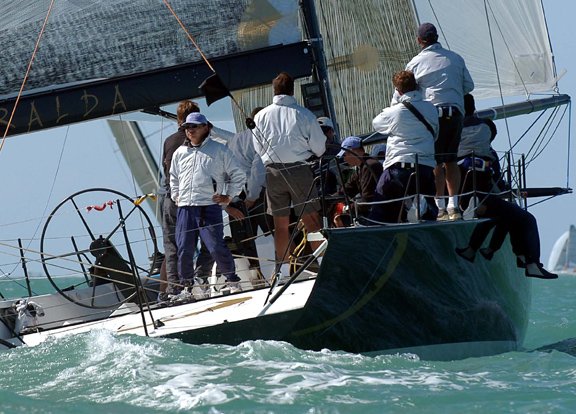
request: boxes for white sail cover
[413,0,557,100]
[548,225,576,273]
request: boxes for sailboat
[548,225,576,275]
[0,0,571,360]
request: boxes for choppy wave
[2,278,576,413]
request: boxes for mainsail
[1,1,564,138]
[0,0,312,137]
[548,225,576,273]
[232,0,563,138]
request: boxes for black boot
[525,263,558,279]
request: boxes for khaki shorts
[265,163,320,217]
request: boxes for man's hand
[212,194,231,205]
[225,205,245,220]
[244,198,257,210]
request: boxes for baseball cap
[337,136,363,157]
[417,23,437,41]
[317,116,334,129]
[181,112,209,127]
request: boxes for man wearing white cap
[170,112,246,296]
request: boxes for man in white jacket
[170,112,246,295]
[253,72,326,272]
[372,70,438,223]
[404,22,474,220]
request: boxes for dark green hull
[287,220,531,357]
[171,220,531,359]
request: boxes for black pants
[371,164,437,223]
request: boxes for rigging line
[162,0,290,184]
[484,1,530,98]
[163,1,317,205]
[483,0,514,167]
[522,106,561,165]
[529,107,563,161]
[529,106,567,165]
[3,125,71,294]
[162,0,215,73]
[566,101,572,188]
[112,118,154,259]
[539,0,559,92]
[426,0,450,50]
[117,114,141,198]
[0,0,56,150]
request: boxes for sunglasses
[186,123,206,130]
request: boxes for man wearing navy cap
[170,112,246,297]
[334,136,382,226]
[400,22,474,221]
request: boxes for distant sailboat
[548,226,576,275]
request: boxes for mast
[299,0,339,135]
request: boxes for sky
[0,0,573,280]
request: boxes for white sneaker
[221,281,242,294]
[437,208,448,221]
[193,277,210,299]
[168,288,196,304]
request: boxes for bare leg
[434,164,446,197]
[273,215,292,264]
[301,211,322,251]
[444,161,461,197]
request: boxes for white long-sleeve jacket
[372,91,438,170]
[225,128,266,200]
[253,95,326,165]
[404,42,474,114]
[170,136,246,206]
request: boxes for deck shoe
[455,247,475,263]
[525,263,558,279]
[168,287,197,304]
[479,248,494,261]
[447,207,462,221]
[194,276,210,299]
[157,292,170,303]
[221,281,242,294]
[437,208,448,221]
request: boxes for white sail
[548,225,576,273]
[233,0,559,136]
[412,0,557,100]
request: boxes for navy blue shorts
[435,106,463,163]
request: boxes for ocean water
[1,276,576,413]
